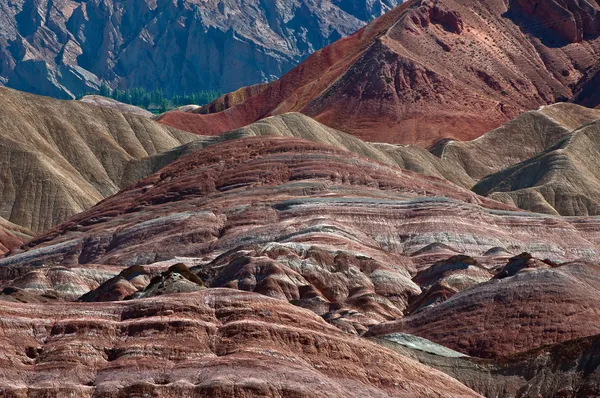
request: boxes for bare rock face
[573,63,600,108]
[159,0,600,146]
[473,118,600,216]
[0,288,481,397]
[407,255,493,314]
[0,216,31,255]
[0,0,402,99]
[0,265,121,301]
[368,261,600,358]
[123,111,474,188]
[0,87,197,234]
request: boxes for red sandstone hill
[158,0,600,146]
[4,134,600,336]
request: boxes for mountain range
[0,0,401,99]
[1,0,600,396]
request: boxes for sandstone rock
[0,217,31,255]
[0,288,481,397]
[372,332,600,397]
[368,262,600,358]
[473,118,600,216]
[123,112,473,188]
[4,135,600,334]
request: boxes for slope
[159,0,600,146]
[0,87,197,233]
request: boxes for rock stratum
[4,131,600,340]
[159,0,600,146]
[1,88,600,394]
[0,0,401,99]
[0,289,481,397]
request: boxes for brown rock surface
[368,261,600,358]
[0,87,197,233]
[158,0,600,146]
[0,217,31,255]
[0,288,481,397]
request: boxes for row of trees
[97,84,222,111]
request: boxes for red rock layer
[3,136,600,333]
[368,262,600,358]
[0,229,22,255]
[0,288,481,397]
[158,0,600,146]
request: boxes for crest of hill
[79,95,154,118]
[0,87,197,234]
[159,0,600,146]
[433,103,600,183]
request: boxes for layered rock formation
[0,0,401,99]
[473,117,600,216]
[123,111,473,188]
[159,0,600,146]
[0,217,31,255]
[4,135,600,335]
[0,87,197,233]
[369,261,600,358]
[0,288,481,397]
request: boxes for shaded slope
[372,332,600,398]
[434,103,600,184]
[0,87,197,233]
[159,0,600,146]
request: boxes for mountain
[4,133,600,332]
[159,0,600,146]
[368,261,600,358]
[0,0,402,99]
[121,111,474,188]
[0,87,197,234]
